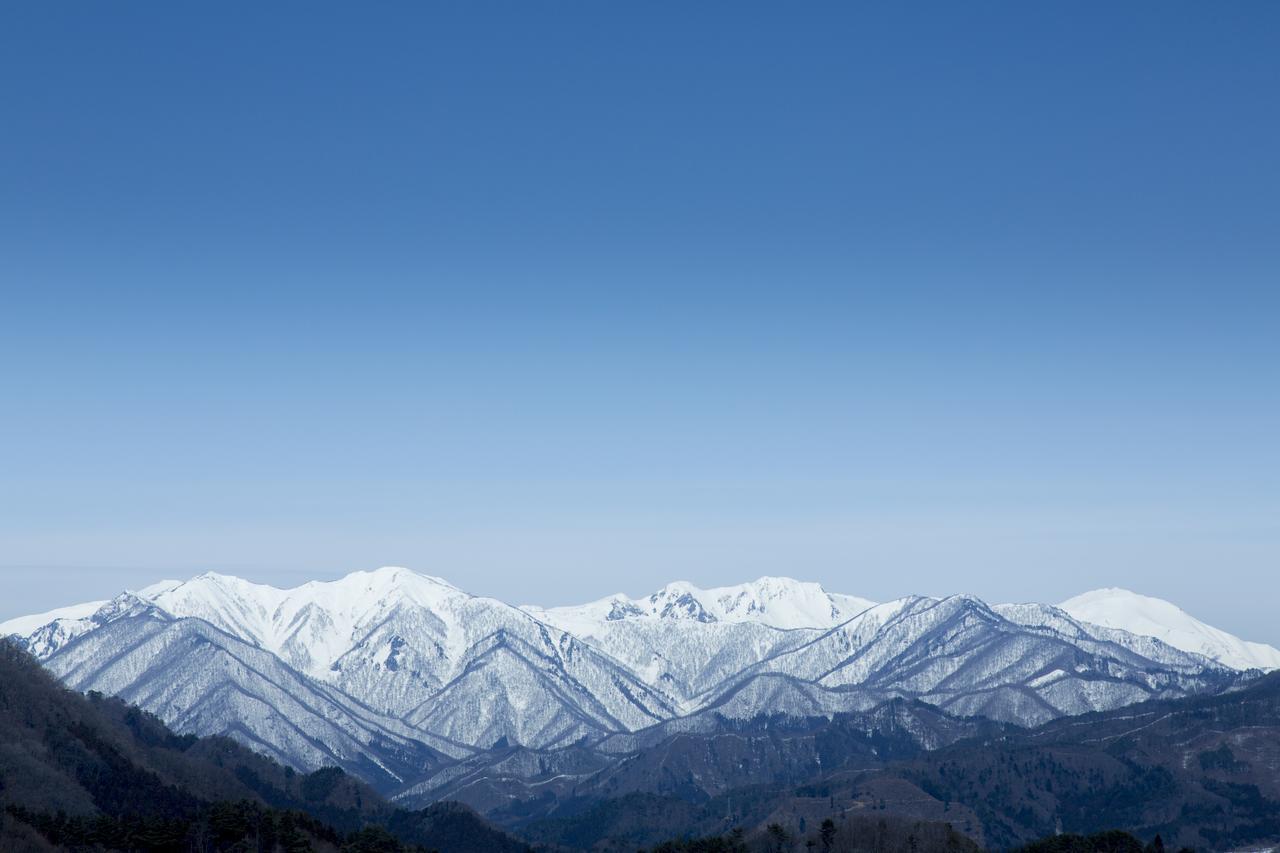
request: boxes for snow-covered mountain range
[3,568,1275,801]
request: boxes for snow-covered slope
[0,599,109,636]
[2,568,1268,799]
[6,568,677,753]
[1060,588,1280,672]
[140,568,475,680]
[42,597,463,787]
[522,577,874,705]
[0,579,186,658]
[525,576,874,633]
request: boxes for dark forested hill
[505,676,1280,851]
[885,672,1280,850]
[0,640,530,852]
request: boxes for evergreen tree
[820,818,837,851]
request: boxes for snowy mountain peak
[140,566,492,679]
[3,567,1270,780]
[646,581,717,622]
[0,599,108,638]
[1064,587,1140,605]
[333,565,458,588]
[133,579,184,598]
[704,576,875,628]
[526,576,876,632]
[291,566,467,607]
[1060,587,1280,672]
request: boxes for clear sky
[2,3,1277,643]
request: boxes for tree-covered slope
[875,672,1280,849]
[0,640,530,852]
[497,675,1280,851]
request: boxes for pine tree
[820,818,837,851]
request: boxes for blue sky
[2,3,1277,642]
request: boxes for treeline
[1014,830,1184,853]
[645,826,1193,853]
[642,815,979,853]
[3,801,387,852]
[2,797,525,853]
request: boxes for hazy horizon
[3,4,1277,644]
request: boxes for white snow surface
[144,567,476,679]
[3,568,1274,779]
[524,576,875,633]
[0,599,109,636]
[1059,587,1280,672]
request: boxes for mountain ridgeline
[6,635,1280,851]
[422,672,1280,850]
[3,568,1279,850]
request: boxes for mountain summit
[1059,586,1280,671]
[523,575,875,632]
[2,567,1272,801]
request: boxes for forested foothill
[0,640,530,852]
